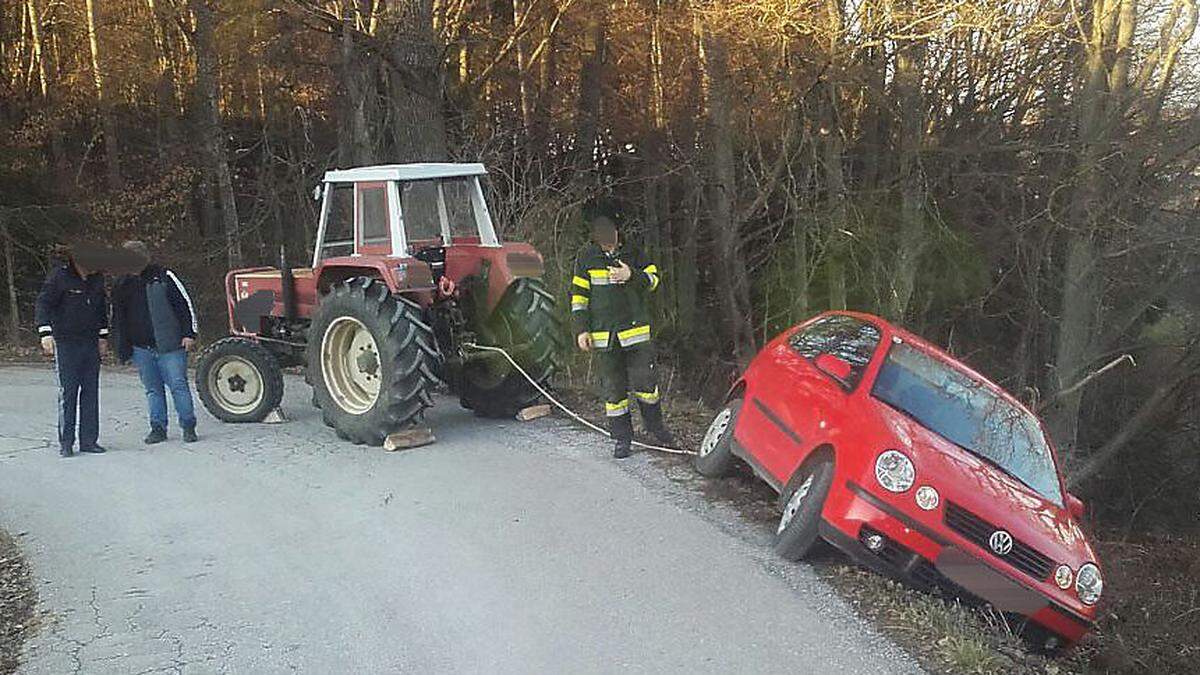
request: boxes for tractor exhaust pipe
[279,244,297,321]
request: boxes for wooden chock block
[516,404,551,422]
[384,427,436,451]
[262,408,287,424]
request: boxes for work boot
[144,426,167,445]
[79,444,107,454]
[639,402,677,447]
[610,412,634,460]
[182,427,198,443]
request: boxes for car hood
[873,402,1098,569]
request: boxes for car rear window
[788,315,881,389]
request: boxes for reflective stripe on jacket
[570,243,660,350]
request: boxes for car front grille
[944,501,1053,582]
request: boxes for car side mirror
[814,353,853,383]
[1066,493,1086,520]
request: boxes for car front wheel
[774,452,835,561]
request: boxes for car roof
[822,310,1039,419]
[322,163,488,183]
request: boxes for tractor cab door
[355,181,394,256]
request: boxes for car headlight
[915,485,939,510]
[1076,563,1102,605]
[875,450,915,493]
[1055,564,1073,590]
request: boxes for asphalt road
[0,365,921,674]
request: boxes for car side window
[788,316,881,388]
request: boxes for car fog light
[1076,563,1102,605]
[915,486,939,511]
[875,450,915,493]
[1055,564,1074,590]
[863,534,885,552]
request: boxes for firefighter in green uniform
[571,217,675,458]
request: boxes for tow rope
[462,343,697,456]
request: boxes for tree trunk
[887,0,926,321]
[512,0,532,131]
[190,0,242,267]
[1,217,20,345]
[1048,0,1127,459]
[388,0,447,162]
[340,2,373,165]
[83,0,121,189]
[697,19,755,368]
[26,0,48,98]
[575,1,607,169]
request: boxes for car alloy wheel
[700,408,733,457]
[778,473,815,534]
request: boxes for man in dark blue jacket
[35,253,110,457]
[112,241,200,444]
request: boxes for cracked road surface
[0,366,921,674]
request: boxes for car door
[761,316,882,483]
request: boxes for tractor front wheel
[459,278,562,418]
[195,337,285,423]
[306,278,440,445]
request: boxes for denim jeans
[55,338,100,451]
[132,347,196,431]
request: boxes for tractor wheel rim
[778,473,815,534]
[208,355,265,415]
[321,317,382,415]
[700,408,732,457]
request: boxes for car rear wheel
[774,452,835,561]
[694,398,741,477]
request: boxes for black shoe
[79,444,107,454]
[182,427,198,443]
[613,440,632,459]
[651,428,677,448]
[144,427,167,445]
[59,447,74,458]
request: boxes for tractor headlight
[1075,563,1103,605]
[1055,564,1074,590]
[875,450,915,493]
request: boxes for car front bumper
[819,479,1095,644]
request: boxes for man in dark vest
[35,250,110,457]
[112,241,200,444]
[570,217,675,458]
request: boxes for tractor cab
[313,163,500,267]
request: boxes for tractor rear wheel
[195,337,284,423]
[306,278,440,445]
[459,278,563,418]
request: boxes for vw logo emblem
[989,530,1013,556]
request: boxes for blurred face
[593,224,619,251]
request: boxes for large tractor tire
[306,278,440,445]
[195,337,285,423]
[459,277,563,418]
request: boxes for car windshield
[872,342,1063,506]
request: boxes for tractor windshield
[399,177,485,245]
[872,343,1063,506]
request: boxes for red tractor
[194,163,563,444]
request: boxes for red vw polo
[695,311,1101,649]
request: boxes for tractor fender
[314,257,436,297]
[445,242,545,314]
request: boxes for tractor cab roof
[323,163,487,184]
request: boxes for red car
[695,311,1101,650]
